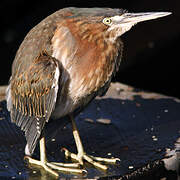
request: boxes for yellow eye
[103,17,112,25]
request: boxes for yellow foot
[24,156,87,178]
[62,148,120,171]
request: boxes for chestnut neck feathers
[51,17,123,96]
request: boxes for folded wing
[7,52,60,155]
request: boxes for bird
[6,7,171,177]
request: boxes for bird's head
[65,8,171,43]
[102,10,171,42]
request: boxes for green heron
[6,7,171,177]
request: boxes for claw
[114,158,121,163]
[24,155,31,162]
[61,147,68,152]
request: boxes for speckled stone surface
[0,83,180,179]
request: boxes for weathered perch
[0,83,180,179]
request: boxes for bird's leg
[63,115,120,170]
[25,132,86,178]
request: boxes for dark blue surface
[0,84,180,179]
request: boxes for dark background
[0,0,179,98]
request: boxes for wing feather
[7,52,60,155]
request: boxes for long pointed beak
[120,12,172,24]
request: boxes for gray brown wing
[7,52,60,155]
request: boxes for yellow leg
[25,135,86,178]
[63,115,120,170]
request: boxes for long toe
[25,156,59,177]
[24,156,87,178]
[62,149,119,171]
[89,155,121,163]
[46,162,87,174]
[50,162,80,168]
[83,154,108,170]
